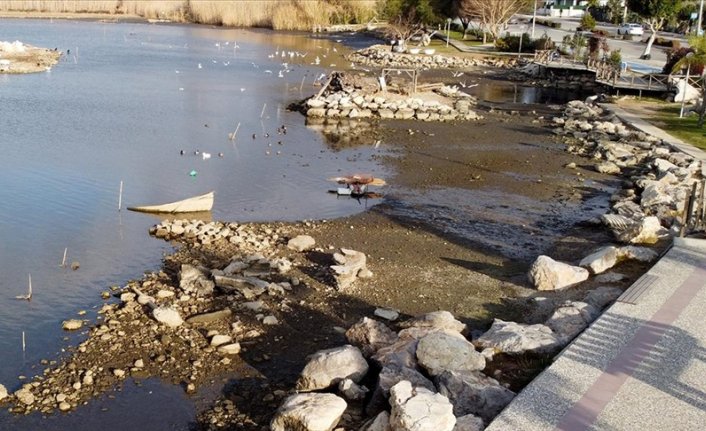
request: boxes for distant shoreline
[0,11,147,22]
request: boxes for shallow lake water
[0,19,384,429]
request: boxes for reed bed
[0,0,379,30]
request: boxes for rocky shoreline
[0,82,703,429]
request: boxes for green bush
[579,13,596,31]
[607,49,622,68]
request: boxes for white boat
[128,191,214,213]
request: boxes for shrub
[579,13,596,31]
[607,49,622,69]
[662,46,704,75]
[494,33,554,53]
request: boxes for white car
[617,23,644,36]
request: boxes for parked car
[617,23,644,36]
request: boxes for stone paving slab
[486,237,706,431]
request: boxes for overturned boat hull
[128,191,214,214]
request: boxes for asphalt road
[507,15,688,74]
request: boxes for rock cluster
[303,73,480,121]
[5,220,375,418]
[348,45,514,70]
[271,311,508,431]
[555,100,702,243]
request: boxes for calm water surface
[0,19,384,429]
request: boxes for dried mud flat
[0,73,658,429]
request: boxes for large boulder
[475,319,561,355]
[629,216,669,244]
[435,370,515,422]
[389,381,456,431]
[544,301,598,341]
[400,311,466,334]
[528,256,589,290]
[179,264,215,297]
[579,246,618,274]
[297,345,369,391]
[416,332,485,376]
[346,317,399,357]
[583,286,622,309]
[367,364,436,417]
[617,245,658,262]
[453,414,484,431]
[271,393,347,431]
[364,411,392,431]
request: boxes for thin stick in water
[22,331,26,352]
[299,75,306,92]
[229,122,241,141]
[260,103,267,118]
[15,274,32,300]
[61,247,68,267]
[118,180,123,211]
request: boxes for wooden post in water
[22,331,26,352]
[61,247,67,267]
[260,103,267,118]
[299,75,306,92]
[229,122,241,141]
[118,180,123,211]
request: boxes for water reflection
[306,117,378,150]
[475,82,587,105]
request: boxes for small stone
[217,343,241,355]
[62,319,83,331]
[113,369,126,378]
[71,261,80,271]
[59,401,71,412]
[186,383,196,394]
[134,359,144,368]
[263,315,279,325]
[56,393,67,402]
[374,308,399,321]
[211,334,233,346]
[0,384,7,401]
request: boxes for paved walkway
[486,237,706,431]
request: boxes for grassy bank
[651,104,706,151]
[0,0,378,30]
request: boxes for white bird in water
[212,59,217,63]
[314,56,320,65]
[198,63,202,69]
[278,70,284,78]
[452,71,464,77]
[240,88,246,92]
[264,70,273,74]
[282,62,288,69]
[175,70,180,73]
[223,61,230,66]
[202,152,211,160]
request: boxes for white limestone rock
[296,345,369,391]
[389,381,456,431]
[346,317,399,357]
[617,245,658,262]
[364,411,391,431]
[435,370,515,422]
[453,414,485,431]
[583,286,623,309]
[0,383,7,402]
[475,319,561,355]
[153,306,184,328]
[400,311,466,334]
[271,393,347,431]
[579,246,618,274]
[288,235,316,252]
[416,332,485,376]
[62,319,83,331]
[528,255,589,290]
[544,301,599,341]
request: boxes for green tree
[672,35,706,126]
[626,0,683,59]
[607,0,625,24]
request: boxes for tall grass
[0,0,379,30]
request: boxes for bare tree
[457,0,531,42]
[383,7,426,48]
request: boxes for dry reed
[0,0,379,30]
